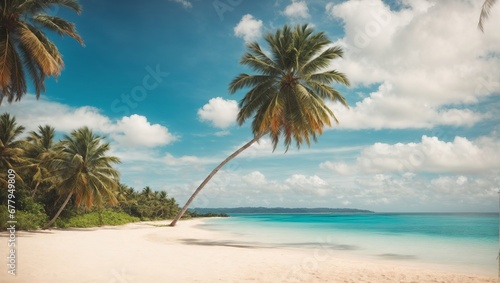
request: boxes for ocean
[201,213,498,276]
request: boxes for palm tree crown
[25,125,57,197]
[52,127,120,208]
[0,0,83,104]
[0,112,26,173]
[230,24,350,151]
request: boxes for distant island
[190,207,374,214]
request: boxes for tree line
[0,113,183,230]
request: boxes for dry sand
[0,219,497,283]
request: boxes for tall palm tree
[478,0,497,32]
[169,24,350,226]
[43,127,120,229]
[25,125,57,197]
[0,0,84,104]
[0,113,26,186]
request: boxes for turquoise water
[202,213,498,275]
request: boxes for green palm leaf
[230,24,350,151]
[0,0,83,104]
[43,127,120,229]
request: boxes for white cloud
[285,174,330,196]
[163,153,215,166]
[234,14,263,43]
[111,115,176,147]
[198,97,239,129]
[319,161,353,175]
[1,95,176,148]
[324,0,500,130]
[242,171,267,186]
[170,0,192,9]
[284,1,310,19]
[326,87,486,130]
[321,135,500,175]
[3,95,112,133]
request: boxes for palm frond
[18,23,60,76]
[33,14,83,44]
[478,0,497,32]
[232,24,349,151]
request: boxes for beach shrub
[16,210,47,230]
[0,199,48,230]
[65,210,140,228]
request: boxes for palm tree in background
[25,125,57,197]
[478,0,497,32]
[0,113,26,185]
[43,127,120,229]
[169,24,350,226]
[0,0,84,104]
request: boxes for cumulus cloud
[285,174,330,196]
[3,95,112,133]
[319,161,353,175]
[198,97,239,129]
[242,171,267,186]
[234,14,263,43]
[321,135,500,175]
[283,1,310,19]
[111,115,176,147]
[326,87,486,130]
[1,95,176,148]
[324,0,500,130]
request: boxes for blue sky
[2,0,500,212]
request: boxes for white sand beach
[0,219,496,283]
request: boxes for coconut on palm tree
[43,127,120,229]
[169,24,350,226]
[0,0,84,104]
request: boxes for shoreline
[0,218,497,282]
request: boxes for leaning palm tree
[0,0,84,104]
[169,24,350,226]
[478,0,497,32]
[43,127,120,229]
[0,113,26,186]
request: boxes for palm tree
[0,0,84,104]
[25,125,57,197]
[0,113,26,186]
[116,183,138,215]
[169,24,349,226]
[43,127,120,229]
[478,0,497,32]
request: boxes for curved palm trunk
[169,135,262,227]
[43,192,73,230]
[31,182,40,198]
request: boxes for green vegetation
[0,113,184,231]
[188,210,229,218]
[170,24,350,226]
[61,210,140,228]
